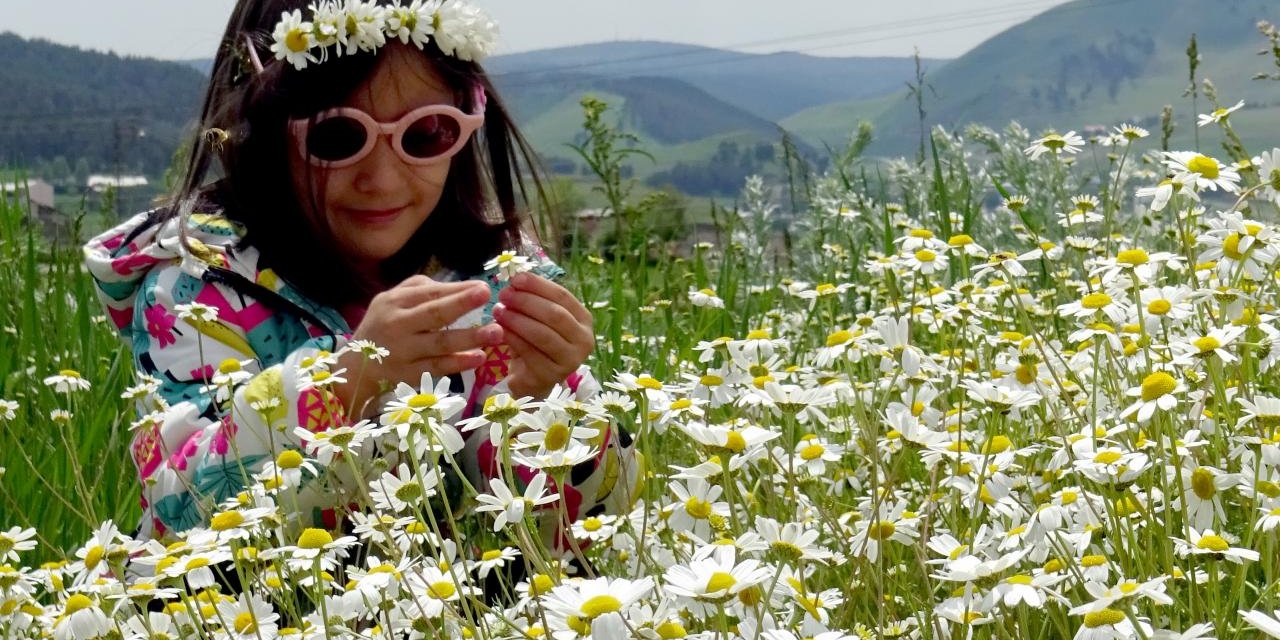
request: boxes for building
[1,178,55,214]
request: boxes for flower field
[6,99,1280,639]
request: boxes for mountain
[0,32,204,176]
[785,0,1280,155]
[485,41,939,121]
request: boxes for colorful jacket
[84,209,638,542]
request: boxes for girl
[83,0,637,544]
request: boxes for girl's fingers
[401,285,490,330]
[501,326,557,370]
[497,289,591,347]
[393,276,487,309]
[406,324,503,359]
[507,273,593,326]
[412,349,488,376]
[492,304,575,365]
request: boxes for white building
[87,174,149,192]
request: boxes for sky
[3,0,1076,61]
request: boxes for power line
[490,0,1075,81]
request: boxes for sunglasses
[290,86,486,168]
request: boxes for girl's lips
[344,205,406,222]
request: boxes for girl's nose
[351,133,407,193]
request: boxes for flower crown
[263,0,498,72]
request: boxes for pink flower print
[210,416,238,456]
[144,305,177,348]
[190,364,215,383]
[132,426,164,479]
[168,433,202,471]
[110,252,159,276]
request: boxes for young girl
[84,0,637,544]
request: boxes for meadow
[5,69,1280,640]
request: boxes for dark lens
[307,116,367,162]
[402,114,461,159]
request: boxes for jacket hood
[83,210,251,339]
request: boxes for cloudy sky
[4,0,1075,60]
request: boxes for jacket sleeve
[128,263,348,540]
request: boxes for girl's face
[289,43,457,281]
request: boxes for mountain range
[3,0,1278,199]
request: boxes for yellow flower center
[544,423,570,450]
[428,581,456,599]
[746,329,771,340]
[636,376,663,390]
[408,394,437,410]
[723,430,747,453]
[297,528,333,550]
[285,28,310,54]
[1094,451,1122,465]
[705,571,737,593]
[481,550,503,562]
[580,595,623,618]
[1190,467,1216,500]
[699,374,723,386]
[1186,154,1219,179]
[1116,249,1149,265]
[915,249,937,263]
[211,511,245,532]
[582,517,603,532]
[982,435,1012,454]
[1147,299,1171,315]
[1006,574,1033,585]
[656,621,688,639]
[218,359,242,374]
[529,573,554,596]
[1015,364,1037,385]
[826,330,852,347]
[63,594,94,615]
[1223,233,1245,260]
[868,521,896,539]
[800,444,825,460]
[909,229,934,239]
[1193,336,1221,354]
[1140,372,1176,401]
[684,497,712,519]
[1196,534,1229,552]
[276,450,304,469]
[1081,292,1112,309]
[234,612,258,634]
[83,545,105,570]
[1083,609,1126,628]
[949,234,973,246]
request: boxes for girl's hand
[334,275,503,415]
[492,272,594,400]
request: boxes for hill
[785,0,1280,155]
[0,32,204,177]
[486,41,938,121]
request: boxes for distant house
[87,174,149,192]
[1,178,56,216]
[2,178,55,210]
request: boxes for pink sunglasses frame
[289,86,487,169]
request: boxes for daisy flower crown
[260,0,499,72]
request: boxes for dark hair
[158,0,544,307]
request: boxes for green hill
[786,0,1280,156]
[0,32,204,176]
[487,41,938,121]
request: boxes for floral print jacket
[83,209,638,542]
